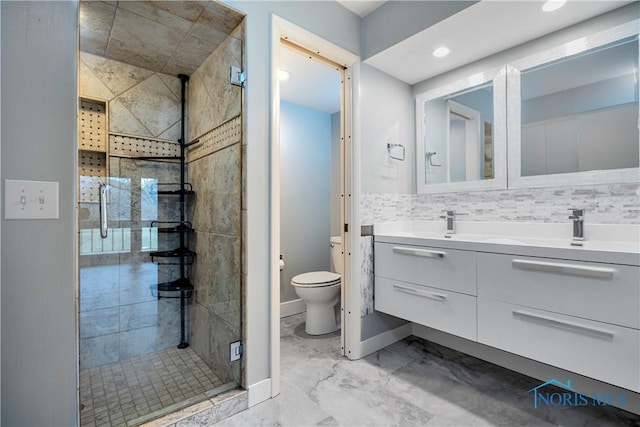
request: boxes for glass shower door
[78,157,225,426]
[79,160,182,370]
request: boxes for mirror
[416,68,507,193]
[508,22,640,188]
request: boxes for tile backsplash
[362,183,640,225]
[359,183,639,319]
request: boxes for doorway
[278,41,343,321]
[269,16,359,398]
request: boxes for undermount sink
[480,237,526,245]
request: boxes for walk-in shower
[77,2,245,425]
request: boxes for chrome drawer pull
[513,310,614,339]
[511,259,614,279]
[393,284,447,301]
[393,246,446,259]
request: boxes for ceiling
[279,45,342,114]
[337,0,387,17]
[79,1,634,113]
[365,1,634,85]
[79,0,244,76]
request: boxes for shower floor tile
[80,346,224,427]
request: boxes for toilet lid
[291,271,341,287]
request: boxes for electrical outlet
[5,179,59,219]
[230,341,242,361]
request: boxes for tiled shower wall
[79,53,183,368]
[186,25,243,386]
[80,52,182,140]
[359,183,640,317]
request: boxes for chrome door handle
[99,183,108,239]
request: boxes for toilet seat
[291,271,341,288]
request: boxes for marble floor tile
[215,313,640,427]
[214,381,329,427]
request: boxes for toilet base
[305,303,338,335]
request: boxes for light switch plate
[5,179,59,219]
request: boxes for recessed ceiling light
[432,47,450,58]
[279,69,291,81]
[542,0,566,12]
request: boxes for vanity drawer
[478,298,640,392]
[375,242,476,295]
[375,277,476,341]
[477,253,640,329]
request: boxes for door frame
[269,15,360,397]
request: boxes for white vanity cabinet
[477,253,640,392]
[374,242,477,341]
[373,234,640,393]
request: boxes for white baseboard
[352,322,412,360]
[280,299,305,318]
[412,324,640,415]
[247,378,272,407]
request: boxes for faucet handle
[440,210,468,219]
[568,208,584,218]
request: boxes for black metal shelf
[150,73,193,349]
[155,182,194,196]
[158,277,194,292]
[150,247,196,265]
[151,220,194,234]
[150,278,194,300]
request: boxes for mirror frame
[507,20,640,189]
[416,66,507,194]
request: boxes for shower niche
[78,97,108,203]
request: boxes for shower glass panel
[78,2,245,424]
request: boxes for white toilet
[291,236,342,335]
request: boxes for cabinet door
[477,253,640,329]
[375,242,476,295]
[478,298,640,393]
[375,277,476,341]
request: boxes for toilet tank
[330,236,343,275]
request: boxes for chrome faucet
[440,210,458,235]
[568,208,585,242]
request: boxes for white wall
[1,2,78,425]
[360,64,414,194]
[280,101,332,303]
[222,0,360,395]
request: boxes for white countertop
[374,221,640,266]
